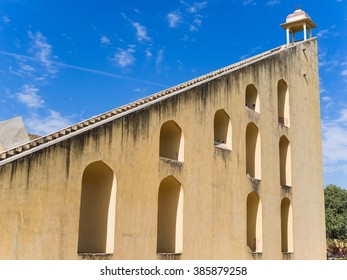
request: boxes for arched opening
[78,161,116,254]
[245,84,260,113]
[279,136,292,187]
[278,79,290,127]
[159,120,184,161]
[214,109,232,149]
[157,176,184,254]
[247,192,262,253]
[246,122,261,179]
[281,198,293,253]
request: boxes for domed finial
[280,8,317,44]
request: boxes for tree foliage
[324,184,347,240]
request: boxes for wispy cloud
[145,48,153,58]
[240,46,262,60]
[132,22,151,42]
[7,61,37,78]
[167,1,208,32]
[0,30,69,135]
[243,0,257,6]
[3,15,10,24]
[19,63,36,73]
[121,13,152,43]
[318,49,340,71]
[186,1,208,13]
[185,1,208,31]
[113,47,136,68]
[25,110,72,135]
[167,12,181,28]
[0,50,167,87]
[28,31,57,74]
[266,0,280,6]
[317,29,329,39]
[16,84,44,109]
[340,57,347,82]
[319,49,347,84]
[321,95,333,110]
[322,107,347,165]
[100,35,111,46]
[2,31,56,81]
[155,49,164,67]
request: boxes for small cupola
[280,8,317,44]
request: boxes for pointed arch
[78,161,117,254]
[279,136,292,186]
[159,120,184,162]
[157,176,184,254]
[245,84,260,113]
[281,198,293,253]
[247,192,262,252]
[278,79,290,127]
[246,122,261,179]
[214,109,232,149]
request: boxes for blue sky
[0,0,346,188]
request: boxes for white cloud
[319,50,347,80]
[26,110,72,135]
[266,0,280,6]
[243,0,256,5]
[240,46,262,60]
[113,48,136,68]
[324,164,347,185]
[317,29,329,38]
[321,95,333,110]
[156,49,164,67]
[20,63,36,73]
[169,1,207,32]
[337,108,347,122]
[318,51,339,70]
[16,85,44,109]
[194,18,202,26]
[322,107,347,164]
[145,48,153,58]
[28,31,56,73]
[187,1,208,13]
[189,25,198,32]
[3,15,10,24]
[167,12,181,28]
[0,50,167,87]
[132,22,151,42]
[100,35,111,45]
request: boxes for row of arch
[246,123,292,186]
[160,79,290,162]
[76,165,293,255]
[159,109,232,162]
[76,165,183,255]
[160,119,292,187]
[247,192,293,253]
[246,79,290,127]
[76,79,291,254]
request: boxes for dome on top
[285,9,311,23]
[280,8,317,44]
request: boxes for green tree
[324,184,347,240]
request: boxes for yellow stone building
[0,10,326,260]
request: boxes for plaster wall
[0,39,326,259]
